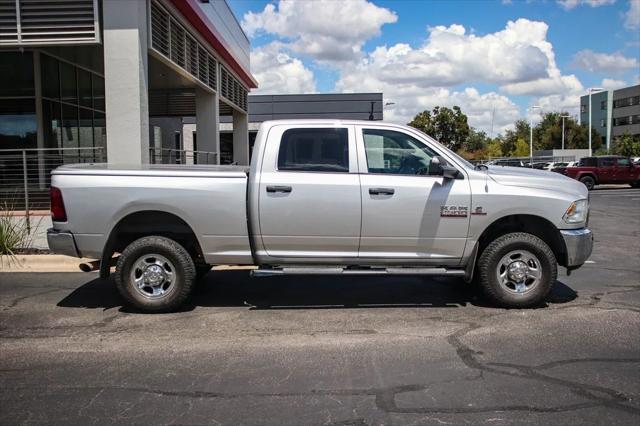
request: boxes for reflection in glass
[0,52,34,97]
[60,61,77,105]
[78,69,93,109]
[93,75,105,112]
[41,54,60,100]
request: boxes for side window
[277,128,349,173]
[617,158,630,167]
[362,129,438,175]
[600,158,614,167]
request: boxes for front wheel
[477,232,556,308]
[579,175,595,190]
[115,236,196,313]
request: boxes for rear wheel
[115,236,196,313]
[579,175,595,190]
[477,232,556,308]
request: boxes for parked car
[632,157,640,165]
[531,162,549,170]
[487,159,525,167]
[550,161,576,174]
[564,156,640,190]
[48,120,593,312]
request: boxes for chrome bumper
[560,228,593,268]
[47,228,80,257]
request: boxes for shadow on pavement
[57,270,578,313]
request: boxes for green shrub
[0,203,36,265]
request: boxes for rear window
[277,128,349,173]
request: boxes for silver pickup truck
[48,119,593,312]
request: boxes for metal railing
[0,147,105,229]
[149,147,218,165]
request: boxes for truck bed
[51,163,253,264]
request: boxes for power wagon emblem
[440,205,468,217]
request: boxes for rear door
[614,157,633,183]
[257,125,361,258]
[355,126,471,263]
[598,157,615,183]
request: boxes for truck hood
[487,165,587,199]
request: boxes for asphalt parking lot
[1,186,639,425]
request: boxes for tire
[477,232,556,308]
[115,236,196,313]
[579,175,595,190]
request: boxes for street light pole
[587,88,604,156]
[560,114,570,150]
[528,105,541,167]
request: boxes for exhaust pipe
[79,257,118,273]
[79,260,100,272]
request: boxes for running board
[251,267,466,277]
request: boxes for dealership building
[579,84,640,150]
[0,0,257,166]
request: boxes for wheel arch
[476,214,568,268]
[99,210,203,278]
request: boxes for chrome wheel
[496,250,542,294]
[130,254,176,299]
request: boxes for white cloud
[601,78,628,89]
[557,0,616,10]
[250,43,317,94]
[242,0,397,63]
[572,49,639,73]
[624,0,640,29]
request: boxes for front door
[356,127,471,263]
[614,157,633,183]
[257,125,361,258]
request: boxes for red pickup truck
[564,156,640,190]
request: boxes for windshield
[411,128,475,169]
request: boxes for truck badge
[440,205,468,217]
[471,206,487,216]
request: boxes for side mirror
[429,156,459,179]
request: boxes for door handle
[369,187,395,195]
[266,185,292,193]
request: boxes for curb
[0,255,258,273]
[1,255,95,273]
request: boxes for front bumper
[47,228,80,257]
[560,228,593,268]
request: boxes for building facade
[161,93,384,164]
[0,0,257,167]
[580,84,640,150]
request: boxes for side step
[251,267,466,277]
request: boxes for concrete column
[232,109,249,165]
[103,0,149,164]
[195,87,220,164]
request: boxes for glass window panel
[93,111,106,161]
[0,52,34,97]
[362,128,437,175]
[78,69,92,109]
[277,128,349,173]
[61,104,79,161]
[41,54,60,100]
[42,100,62,150]
[60,62,77,105]
[78,107,94,161]
[92,75,105,112]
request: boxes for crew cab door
[355,126,471,263]
[597,157,615,183]
[257,125,361,258]
[614,157,634,183]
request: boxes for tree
[408,106,470,151]
[500,119,530,156]
[463,128,489,152]
[512,138,530,157]
[486,139,503,158]
[611,133,640,157]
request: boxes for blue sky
[228,0,640,133]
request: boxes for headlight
[563,199,589,224]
